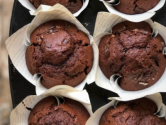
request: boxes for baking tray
[9,0,166,111]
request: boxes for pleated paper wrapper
[93,12,166,100]
[86,93,166,125]
[6,4,98,95]
[18,0,89,17]
[10,85,93,125]
[100,0,165,22]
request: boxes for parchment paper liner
[93,12,166,100]
[86,93,166,125]
[100,0,165,22]
[18,0,89,17]
[6,4,98,95]
[10,85,93,125]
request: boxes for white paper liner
[6,4,98,95]
[86,93,166,125]
[100,0,165,22]
[93,12,166,100]
[18,0,89,17]
[10,85,93,125]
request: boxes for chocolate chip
[63,39,69,44]
[49,29,53,33]
[139,82,148,86]
[105,46,109,53]
[154,45,157,48]
[111,35,115,38]
[46,43,51,48]
[120,117,125,123]
[56,26,61,29]
[41,35,44,39]
[37,37,42,41]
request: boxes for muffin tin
[9,0,166,120]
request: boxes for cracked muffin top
[29,0,83,14]
[28,97,90,125]
[99,21,166,91]
[113,0,160,15]
[26,20,93,89]
[99,98,166,125]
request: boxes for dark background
[9,0,166,112]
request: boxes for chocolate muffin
[29,0,83,13]
[100,98,166,125]
[113,0,160,15]
[28,97,90,125]
[99,21,166,91]
[26,20,93,89]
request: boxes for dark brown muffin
[100,98,166,125]
[113,0,160,15]
[99,21,166,91]
[26,20,93,89]
[28,97,90,125]
[29,0,83,13]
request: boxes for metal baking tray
[9,0,166,111]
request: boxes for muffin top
[100,98,166,125]
[26,20,93,89]
[28,96,90,125]
[29,0,83,13]
[113,0,160,15]
[99,21,166,91]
